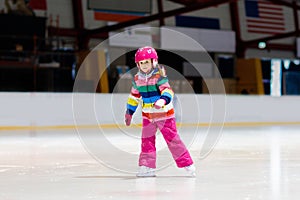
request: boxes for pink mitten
[154,99,166,109]
[125,114,132,126]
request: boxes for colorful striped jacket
[126,67,175,121]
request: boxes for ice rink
[1,125,300,200]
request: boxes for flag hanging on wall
[245,0,285,35]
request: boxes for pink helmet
[135,46,158,63]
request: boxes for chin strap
[152,59,158,67]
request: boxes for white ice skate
[136,166,156,177]
[184,164,196,177]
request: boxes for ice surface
[0,125,300,200]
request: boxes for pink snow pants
[139,117,193,168]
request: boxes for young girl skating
[125,46,196,177]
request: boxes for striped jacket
[126,67,175,121]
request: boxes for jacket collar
[138,68,158,79]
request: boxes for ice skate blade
[187,173,196,178]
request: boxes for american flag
[245,0,285,35]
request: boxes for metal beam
[72,0,88,49]
[247,42,296,51]
[229,1,245,57]
[85,0,236,37]
[168,0,216,5]
[72,0,84,29]
[293,0,300,37]
[243,31,297,46]
[157,0,165,26]
[269,0,300,9]
[48,27,108,38]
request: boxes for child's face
[138,59,152,73]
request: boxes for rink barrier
[1,121,300,131]
[0,92,300,130]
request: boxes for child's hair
[157,65,166,77]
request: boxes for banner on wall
[89,0,150,22]
[176,15,220,30]
[94,11,142,22]
[108,23,152,47]
[161,26,235,53]
[29,0,47,10]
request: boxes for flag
[245,0,285,35]
[28,0,47,10]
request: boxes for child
[125,46,196,177]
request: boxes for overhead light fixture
[258,41,266,49]
[283,59,290,69]
[293,60,300,65]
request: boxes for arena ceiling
[49,0,300,56]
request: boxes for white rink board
[0,93,300,127]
